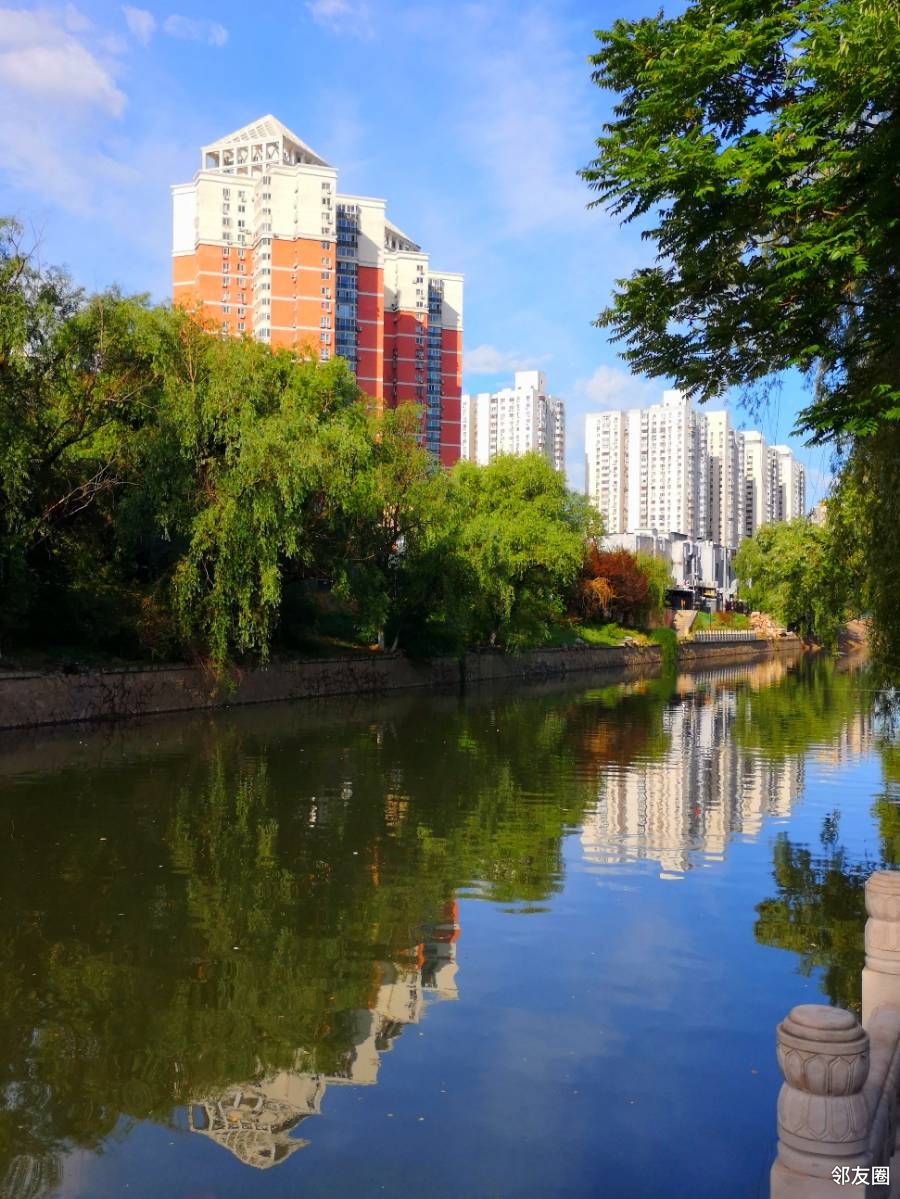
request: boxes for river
[0,654,893,1198]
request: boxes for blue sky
[0,0,833,499]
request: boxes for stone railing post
[863,871,900,1027]
[771,1004,870,1197]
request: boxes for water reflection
[188,907,459,1168]
[754,715,900,1013]
[0,653,878,1196]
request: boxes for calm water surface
[1,656,895,1199]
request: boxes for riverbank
[0,636,804,730]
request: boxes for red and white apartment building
[172,116,463,465]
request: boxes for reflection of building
[814,710,874,766]
[190,903,459,1168]
[580,685,804,878]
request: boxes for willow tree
[582,0,900,680]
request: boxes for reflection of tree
[0,678,664,1191]
[0,659,878,1190]
[735,656,867,760]
[755,824,873,1011]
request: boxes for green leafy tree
[582,0,900,679]
[733,518,850,647]
[440,454,600,650]
[634,551,672,622]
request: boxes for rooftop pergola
[201,116,330,176]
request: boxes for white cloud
[306,0,371,36]
[64,4,91,32]
[573,365,661,412]
[122,5,155,44]
[162,14,228,46]
[0,8,125,115]
[464,344,549,376]
[449,5,596,236]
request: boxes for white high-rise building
[767,445,807,522]
[586,390,707,539]
[738,430,768,539]
[461,371,565,472]
[584,390,807,547]
[705,411,741,550]
[585,412,628,533]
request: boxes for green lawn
[547,621,650,648]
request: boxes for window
[223,188,231,199]
[321,240,330,249]
[222,305,230,314]
[222,245,230,256]
[321,287,329,296]
[237,321,245,331]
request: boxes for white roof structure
[201,115,330,172]
[384,218,421,253]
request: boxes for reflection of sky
[51,722,890,1199]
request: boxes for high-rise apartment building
[584,390,805,545]
[585,411,628,533]
[586,391,708,539]
[705,410,740,549]
[767,445,807,522]
[737,430,768,539]
[171,116,463,465]
[460,371,565,472]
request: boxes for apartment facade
[171,116,463,465]
[767,444,807,523]
[460,371,565,472]
[584,390,806,547]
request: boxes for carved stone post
[771,1004,870,1197]
[863,871,900,1027]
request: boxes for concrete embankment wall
[0,638,796,731]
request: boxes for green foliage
[582,0,900,680]
[634,551,672,620]
[582,0,900,441]
[733,518,851,648]
[650,626,677,671]
[0,222,600,666]
[827,426,900,684]
[438,454,600,651]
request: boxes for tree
[733,518,851,647]
[442,454,599,650]
[582,0,900,678]
[634,551,672,622]
[575,546,650,626]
